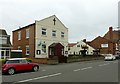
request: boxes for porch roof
[49,43,64,48]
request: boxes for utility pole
[117,27,120,54]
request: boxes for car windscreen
[5,60,20,64]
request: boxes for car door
[11,60,23,71]
[20,59,33,70]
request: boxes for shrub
[26,58,32,63]
[0,59,7,65]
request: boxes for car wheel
[7,68,15,75]
[33,66,39,72]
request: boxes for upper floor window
[77,45,80,47]
[52,30,56,37]
[42,28,47,36]
[61,32,64,38]
[18,31,21,40]
[26,29,29,39]
[101,44,108,48]
[0,36,7,44]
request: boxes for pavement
[2,60,119,83]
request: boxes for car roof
[106,54,112,55]
[7,58,27,60]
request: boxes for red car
[2,58,39,75]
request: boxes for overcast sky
[0,0,119,43]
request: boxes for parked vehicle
[104,54,116,61]
[114,55,120,59]
[2,58,39,75]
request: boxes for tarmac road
[2,60,119,83]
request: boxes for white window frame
[42,44,46,53]
[26,45,30,55]
[42,28,47,36]
[61,32,64,38]
[0,49,10,59]
[101,44,108,48]
[18,31,21,40]
[26,29,29,39]
[52,30,56,37]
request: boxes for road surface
[2,60,119,83]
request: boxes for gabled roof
[13,15,68,32]
[89,36,110,49]
[91,36,110,43]
[49,43,64,48]
[37,15,68,29]
[68,43,77,47]
[12,23,35,32]
[103,28,120,42]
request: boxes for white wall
[68,41,95,55]
[35,15,68,58]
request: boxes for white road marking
[74,67,93,72]
[81,67,92,70]
[42,70,46,71]
[48,73,61,77]
[73,69,81,72]
[15,73,62,83]
[98,63,110,66]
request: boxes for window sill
[41,53,47,55]
[41,35,47,37]
[26,38,29,39]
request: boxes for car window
[5,60,20,64]
[20,60,28,63]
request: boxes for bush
[0,59,7,65]
[26,58,32,63]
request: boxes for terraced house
[12,15,68,63]
[0,29,12,59]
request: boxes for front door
[49,43,65,63]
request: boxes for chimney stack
[109,26,113,40]
[83,39,86,42]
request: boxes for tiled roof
[68,43,77,47]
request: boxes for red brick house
[89,27,120,55]
[12,15,68,63]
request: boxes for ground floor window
[26,45,30,55]
[42,44,46,53]
[0,48,10,59]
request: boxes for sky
[0,0,119,43]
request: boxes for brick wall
[32,58,48,64]
[12,24,35,58]
[89,36,115,54]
